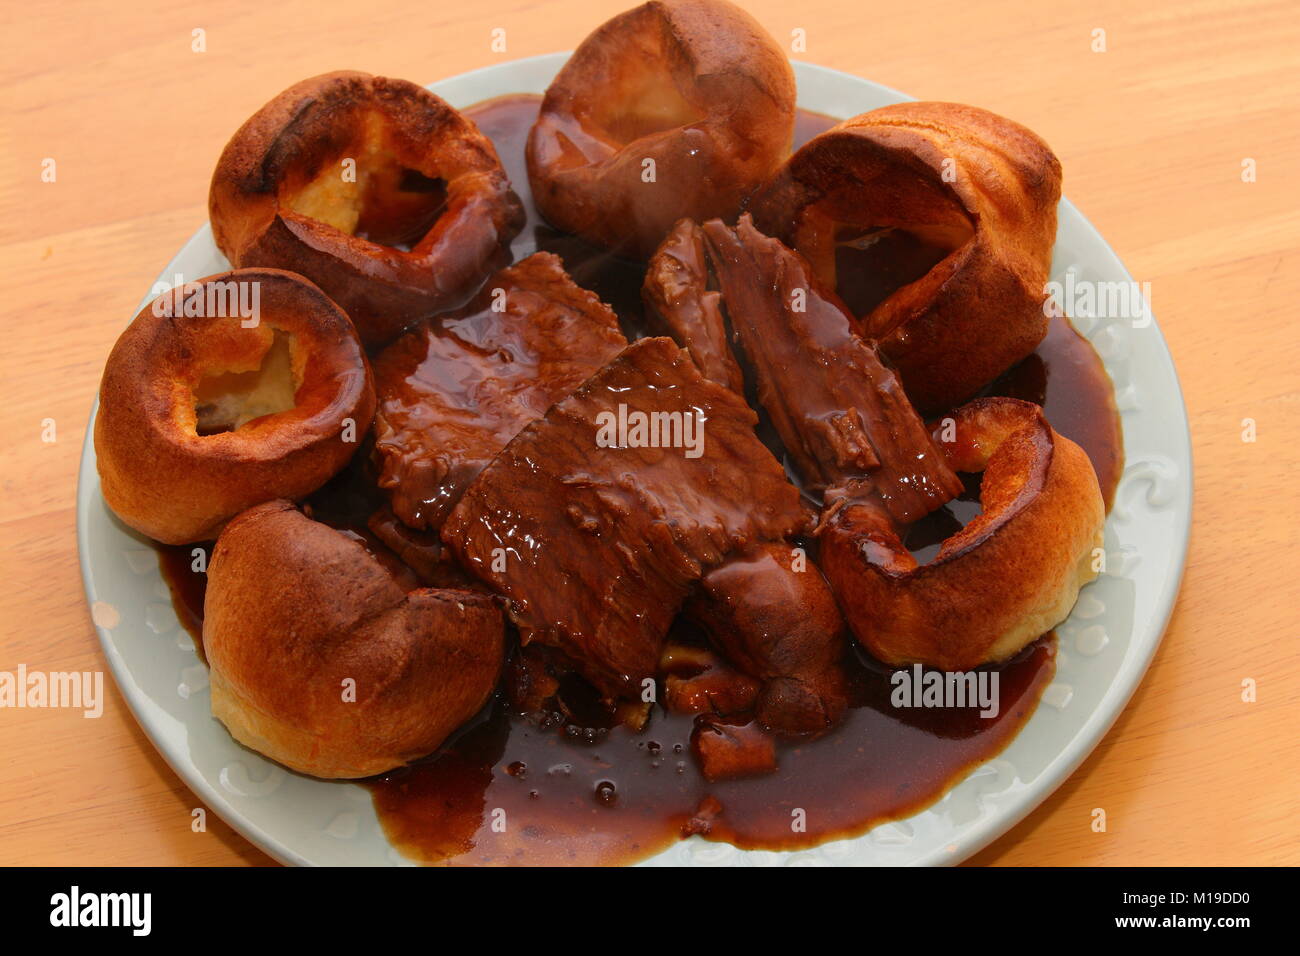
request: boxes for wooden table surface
[1,0,1296,867]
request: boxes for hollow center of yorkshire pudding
[193,330,299,435]
[787,161,976,330]
[285,118,449,251]
[830,221,973,321]
[896,410,1049,565]
[902,470,984,564]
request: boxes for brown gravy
[368,639,1054,865]
[158,94,1121,866]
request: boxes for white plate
[76,54,1192,867]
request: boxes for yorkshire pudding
[749,102,1062,413]
[526,0,796,259]
[94,269,375,545]
[204,500,505,779]
[820,398,1104,671]
[210,71,524,345]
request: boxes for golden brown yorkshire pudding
[749,102,1062,413]
[210,71,524,346]
[526,0,796,259]
[204,500,505,779]
[820,398,1103,671]
[94,269,376,545]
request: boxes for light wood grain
[1,0,1296,867]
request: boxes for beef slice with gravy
[373,252,626,530]
[642,218,745,393]
[702,216,962,525]
[441,336,809,699]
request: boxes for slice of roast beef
[687,543,849,735]
[441,336,809,700]
[701,215,962,525]
[373,252,626,531]
[642,218,745,393]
